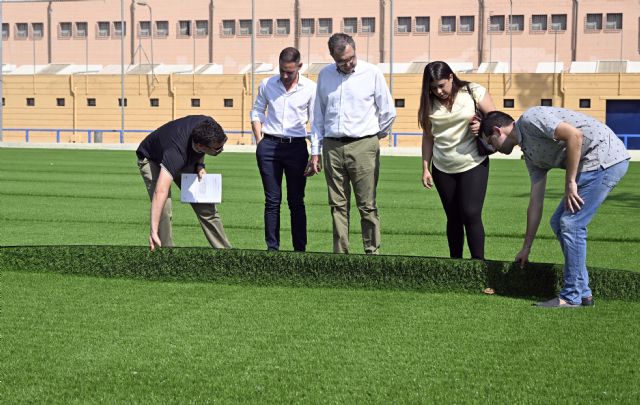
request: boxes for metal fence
[3,128,640,150]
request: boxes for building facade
[2,0,639,73]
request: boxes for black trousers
[432,158,489,259]
[256,136,308,251]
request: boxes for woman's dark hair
[192,117,226,146]
[417,61,470,131]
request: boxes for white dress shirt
[311,60,396,155]
[250,74,316,138]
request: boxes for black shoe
[582,296,595,307]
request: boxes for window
[75,22,88,38]
[459,16,474,33]
[343,17,357,34]
[489,15,505,32]
[551,14,567,31]
[31,23,44,39]
[155,21,169,37]
[441,16,456,33]
[195,20,208,37]
[300,18,314,35]
[509,15,524,32]
[191,98,200,107]
[118,98,127,107]
[541,99,553,106]
[87,98,96,107]
[224,99,233,108]
[531,14,547,31]
[606,13,622,30]
[138,21,151,38]
[97,21,110,38]
[579,99,591,108]
[2,23,8,40]
[397,17,411,33]
[586,14,602,30]
[59,22,72,38]
[113,21,126,37]
[361,17,375,34]
[415,16,430,33]
[179,20,192,37]
[222,20,235,36]
[259,19,273,35]
[239,19,252,36]
[394,99,405,108]
[56,98,65,107]
[503,99,514,108]
[318,18,332,35]
[150,98,159,107]
[26,98,35,107]
[276,19,290,35]
[16,23,29,39]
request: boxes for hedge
[1,245,639,301]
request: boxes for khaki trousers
[322,135,380,254]
[138,158,232,249]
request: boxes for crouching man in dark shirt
[136,115,232,251]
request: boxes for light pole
[509,0,512,74]
[489,12,493,64]
[619,26,623,61]
[134,0,155,81]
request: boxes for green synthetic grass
[3,245,640,301]
[2,148,640,403]
[4,271,640,403]
[1,148,639,271]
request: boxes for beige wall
[2,0,638,73]
[3,72,639,146]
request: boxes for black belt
[326,133,378,143]
[263,134,307,144]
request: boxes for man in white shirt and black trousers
[308,33,396,254]
[250,47,317,251]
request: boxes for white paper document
[180,173,222,204]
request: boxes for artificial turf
[4,270,640,403]
[2,148,640,403]
[1,148,639,270]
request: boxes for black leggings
[432,158,489,259]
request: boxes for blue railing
[1,128,253,144]
[389,132,640,150]
[3,128,640,150]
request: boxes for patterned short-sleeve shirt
[515,107,630,182]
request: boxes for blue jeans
[550,160,629,305]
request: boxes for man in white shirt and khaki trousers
[250,47,317,251]
[309,33,397,254]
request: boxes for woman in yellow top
[418,61,496,259]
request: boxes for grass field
[2,148,640,403]
[5,271,640,403]
[1,148,639,270]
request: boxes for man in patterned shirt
[480,107,630,308]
